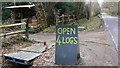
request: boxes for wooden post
[68,15,70,23]
[62,14,64,25]
[25,18,29,39]
[77,39,80,59]
[73,15,75,21]
[56,15,58,25]
[3,28,6,42]
[13,9,16,23]
[0,2,2,49]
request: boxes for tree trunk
[43,2,56,27]
[34,2,48,27]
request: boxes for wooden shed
[6,4,38,26]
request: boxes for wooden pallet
[3,51,42,65]
[3,56,31,65]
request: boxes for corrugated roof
[6,4,35,9]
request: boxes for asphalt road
[101,13,118,51]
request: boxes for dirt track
[78,29,118,66]
[30,28,118,66]
[0,27,118,67]
[0,20,118,67]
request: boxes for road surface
[101,13,118,52]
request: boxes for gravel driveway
[30,28,118,66]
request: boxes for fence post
[73,15,75,21]
[3,28,6,43]
[25,18,29,39]
[68,15,70,23]
[56,15,59,25]
[70,15,75,25]
[62,14,64,25]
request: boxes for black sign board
[55,25,78,64]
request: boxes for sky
[97,0,104,7]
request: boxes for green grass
[82,21,100,29]
[42,25,56,33]
[41,16,101,32]
[74,18,88,26]
[80,16,101,30]
[67,18,88,26]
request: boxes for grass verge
[81,17,101,29]
[41,16,102,32]
[42,25,56,33]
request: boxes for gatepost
[55,25,80,64]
